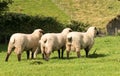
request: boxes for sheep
[5,29,44,61]
[66,26,98,58]
[40,28,72,61]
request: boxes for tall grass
[0,36,120,76]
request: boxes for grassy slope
[8,0,70,24]
[52,0,120,30]
[8,0,120,30]
[0,36,120,76]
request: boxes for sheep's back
[10,33,27,47]
[41,33,64,50]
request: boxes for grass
[8,0,120,30]
[8,0,70,24]
[0,36,120,76]
[52,0,120,29]
[3,1,120,75]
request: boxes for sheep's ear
[94,27,97,30]
[39,30,45,34]
[69,29,72,32]
[94,27,99,35]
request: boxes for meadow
[8,0,70,24]
[0,36,120,76]
[52,0,120,29]
[1,0,120,76]
[8,0,120,31]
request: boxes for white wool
[66,27,98,58]
[40,28,72,60]
[5,29,43,61]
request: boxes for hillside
[8,0,120,30]
[8,0,70,24]
[52,0,120,30]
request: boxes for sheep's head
[61,28,72,35]
[87,27,99,37]
[33,29,44,39]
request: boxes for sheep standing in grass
[40,28,72,61]
[5,29,44,61]
[66,27,98,58]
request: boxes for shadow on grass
[88,53,108,58]
[88,49,108,58]
[29,60,43,65]
[21,58,43,65]
[51,56,78,60]
[51,53,108,60]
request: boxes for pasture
[0,36,120,76]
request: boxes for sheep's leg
[85,47,89,57]
[76,48,80,58]
[42,51,46,59]
[16,48,22,61]
[33,51,37,59]
[42,53,45,59]
[31,52,34,59]
[5,45,14,62]
[61,49,64,59]
[76,51,80,58]
[66,51,70,59]
[66,44,71,59]
[41,46,46,59]
[26,51,30,59]
[5,52,11,62]
[17,54,21,61]
[58,49,60,58]
[34,48,39,58]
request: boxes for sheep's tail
[67,36,72,43]
[10,37,15,44]
[5,36,15,62]
[40,37,47,49]
[42,37,47,44]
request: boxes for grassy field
[2,0,120,76]
[8,0,70,24]
[0,36,120,76]
[8,0,120,30]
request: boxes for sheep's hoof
[86,55,89,58]
[5,60,8,62]
[45,58,49,61]
[5,58,8,62]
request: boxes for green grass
[8,0,120,30]
[0,36,120,76]
[8,0,70,24]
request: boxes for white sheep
[66,27,98,58]
[5,29,44,61]
[40,28,72,61]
